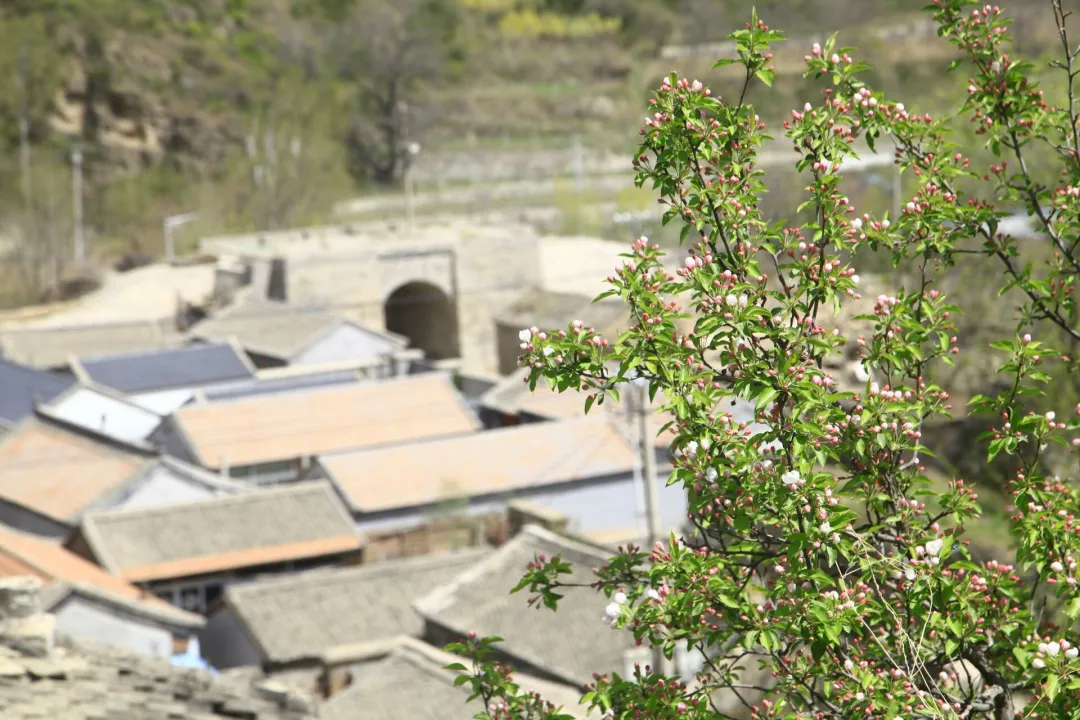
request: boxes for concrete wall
[293,324,400,366]
[0,498,70,540]
[118,467,223,511]
[199,223,543,375]
[52,595,175,658]
[200,607,264,669]
[352,471,685,539]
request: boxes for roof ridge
[178,370,457,413]
[84,479,336,524]
[78,338,233,364]
[227,547,489,600]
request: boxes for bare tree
[327,0,458,185]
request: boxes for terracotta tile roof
[414,525,636,686]
[321,416,636,513]
[171,373,480,469]
[321,636,586,720]
[0,527,203,630]
[78,481,363,583]
[221,549,490,665]
[0,416,150,522]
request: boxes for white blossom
[705,467,718,482]
[820,521,832,533]
[850,218,863,231]
[542,346,553,357]
[1068,648,1079,659]
[685,440,699,457]
[781,470,801,486]
[518,328,532,343]
[1052,561,1064,573]
[604,602,622,626]
[1047,641,1061,657]
[924,539,944,557]
[613,591,627,605]
[1032,658,1046,669]
[1046,411,1056,421]
[904,566,916,581]
[646,588,661,601]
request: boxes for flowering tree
[449,1,1080,718]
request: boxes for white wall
[200,607,264,669]
[293,324,400,366]
[52,596,174,659]
[118,467,223,511]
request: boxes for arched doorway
[384,282,461,361]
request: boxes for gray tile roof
[223,548,490,665]
[78,481,363,583]
[0,320,184,370]
[71,340,255,394]
[187,297,406,362]
[321,636,585,720]
[0,637,315,720]
[414,525,636,687]
[0,357,74,425]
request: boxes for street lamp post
[71,144,85,264]
[164,212,199,263]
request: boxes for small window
[179,587,203,613]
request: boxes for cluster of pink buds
[853,87,878,109]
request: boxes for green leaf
[811,638,827,662]
[1046,673,1060,701]
[755,69,775,87]
[756,386,779,412]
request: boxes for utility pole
[635,379,674,679]
[71,144,85,264]
[635,380,661,549]
[17,42,31,211]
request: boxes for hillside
[0,0,1070,309]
